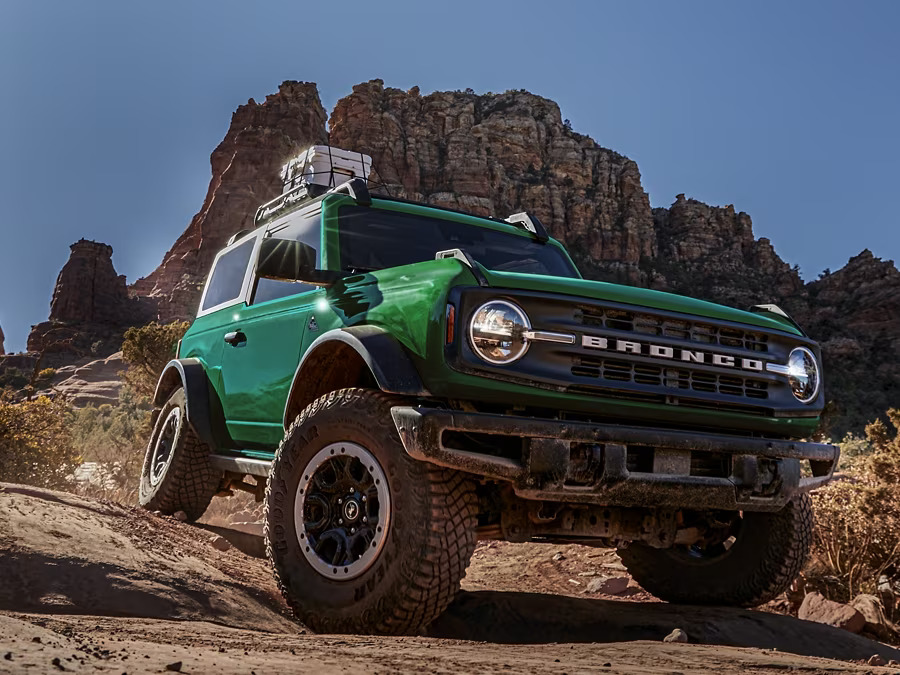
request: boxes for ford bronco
[139,146,839,634]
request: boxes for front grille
[571,355,770,399]
[576,305,769,353]
[452,287,820,419]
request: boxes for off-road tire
[618,494,812,607]
[264,388,478,635]
[139,388,219,522]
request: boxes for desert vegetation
[0,321,188,500]
[807,411,900,616]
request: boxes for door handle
[224,331,246,346]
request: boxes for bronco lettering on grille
[582,335,763,372]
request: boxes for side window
[201,238,255,312]
[252,212,321,304]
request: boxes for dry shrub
[808,410,900,603]
[0,392,78,488]
[68,386,152,503]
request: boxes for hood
[480,268,803,336]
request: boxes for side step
[210,454,273,478]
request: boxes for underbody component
[391,406,838,512]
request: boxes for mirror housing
[256,238,341,287]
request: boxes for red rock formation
[132,81,328,320]
[648,195,803,307]
[123,79,896,433]
[27,239,152,362]
[794,250,900,435]
[329,80,655,285]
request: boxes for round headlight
[787,347,820,403]
[469,300,531,365]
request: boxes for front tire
[264,388,478,635]
[618,494,812,607]
[138,388,219,522]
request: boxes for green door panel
[219,293,314,446]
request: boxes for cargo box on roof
[280,145,372,193]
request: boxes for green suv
[139,172,838,635]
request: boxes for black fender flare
[283,326,429,426]
[153,359,232,451]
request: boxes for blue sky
[1,0,898,352]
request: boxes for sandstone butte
[22,80,900,436]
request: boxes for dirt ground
[2,482,900,674]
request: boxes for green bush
[121,321,190,398]
[0,368,30,392]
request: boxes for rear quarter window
[201,238,255,311]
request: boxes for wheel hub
[294,442,390,580]
[149,407,182,487]
[342,498,361,522]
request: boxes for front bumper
[391,407,839,513]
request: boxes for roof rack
[254,182,328,226]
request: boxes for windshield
[338,205,578,278]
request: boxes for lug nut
[338,519,343,525]
[351,527,356,534]
[361,496,367,502]
[362,516,368,523]
[337,498,343,505]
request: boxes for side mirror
[256,238,341,287]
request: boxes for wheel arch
[283,326,429,427]
[153,358,232,450]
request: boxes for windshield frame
[324,196,581,279]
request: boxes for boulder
[586,576,630,595]
[851,593,899,641]
[663,628,689,643]
[798,592,866,634]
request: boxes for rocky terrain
[9,79,898,433]
[3,483,900,674]
[46,352,125,407]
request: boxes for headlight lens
[469,300,530,364]
[787,347,820,403]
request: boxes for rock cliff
[329,81,655,286]
[794,250,900,435]
[132,81,328,320]
[0,323,5,355]
[26,239,153,363]
[109,79,900,434]
[647,196,804,307]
